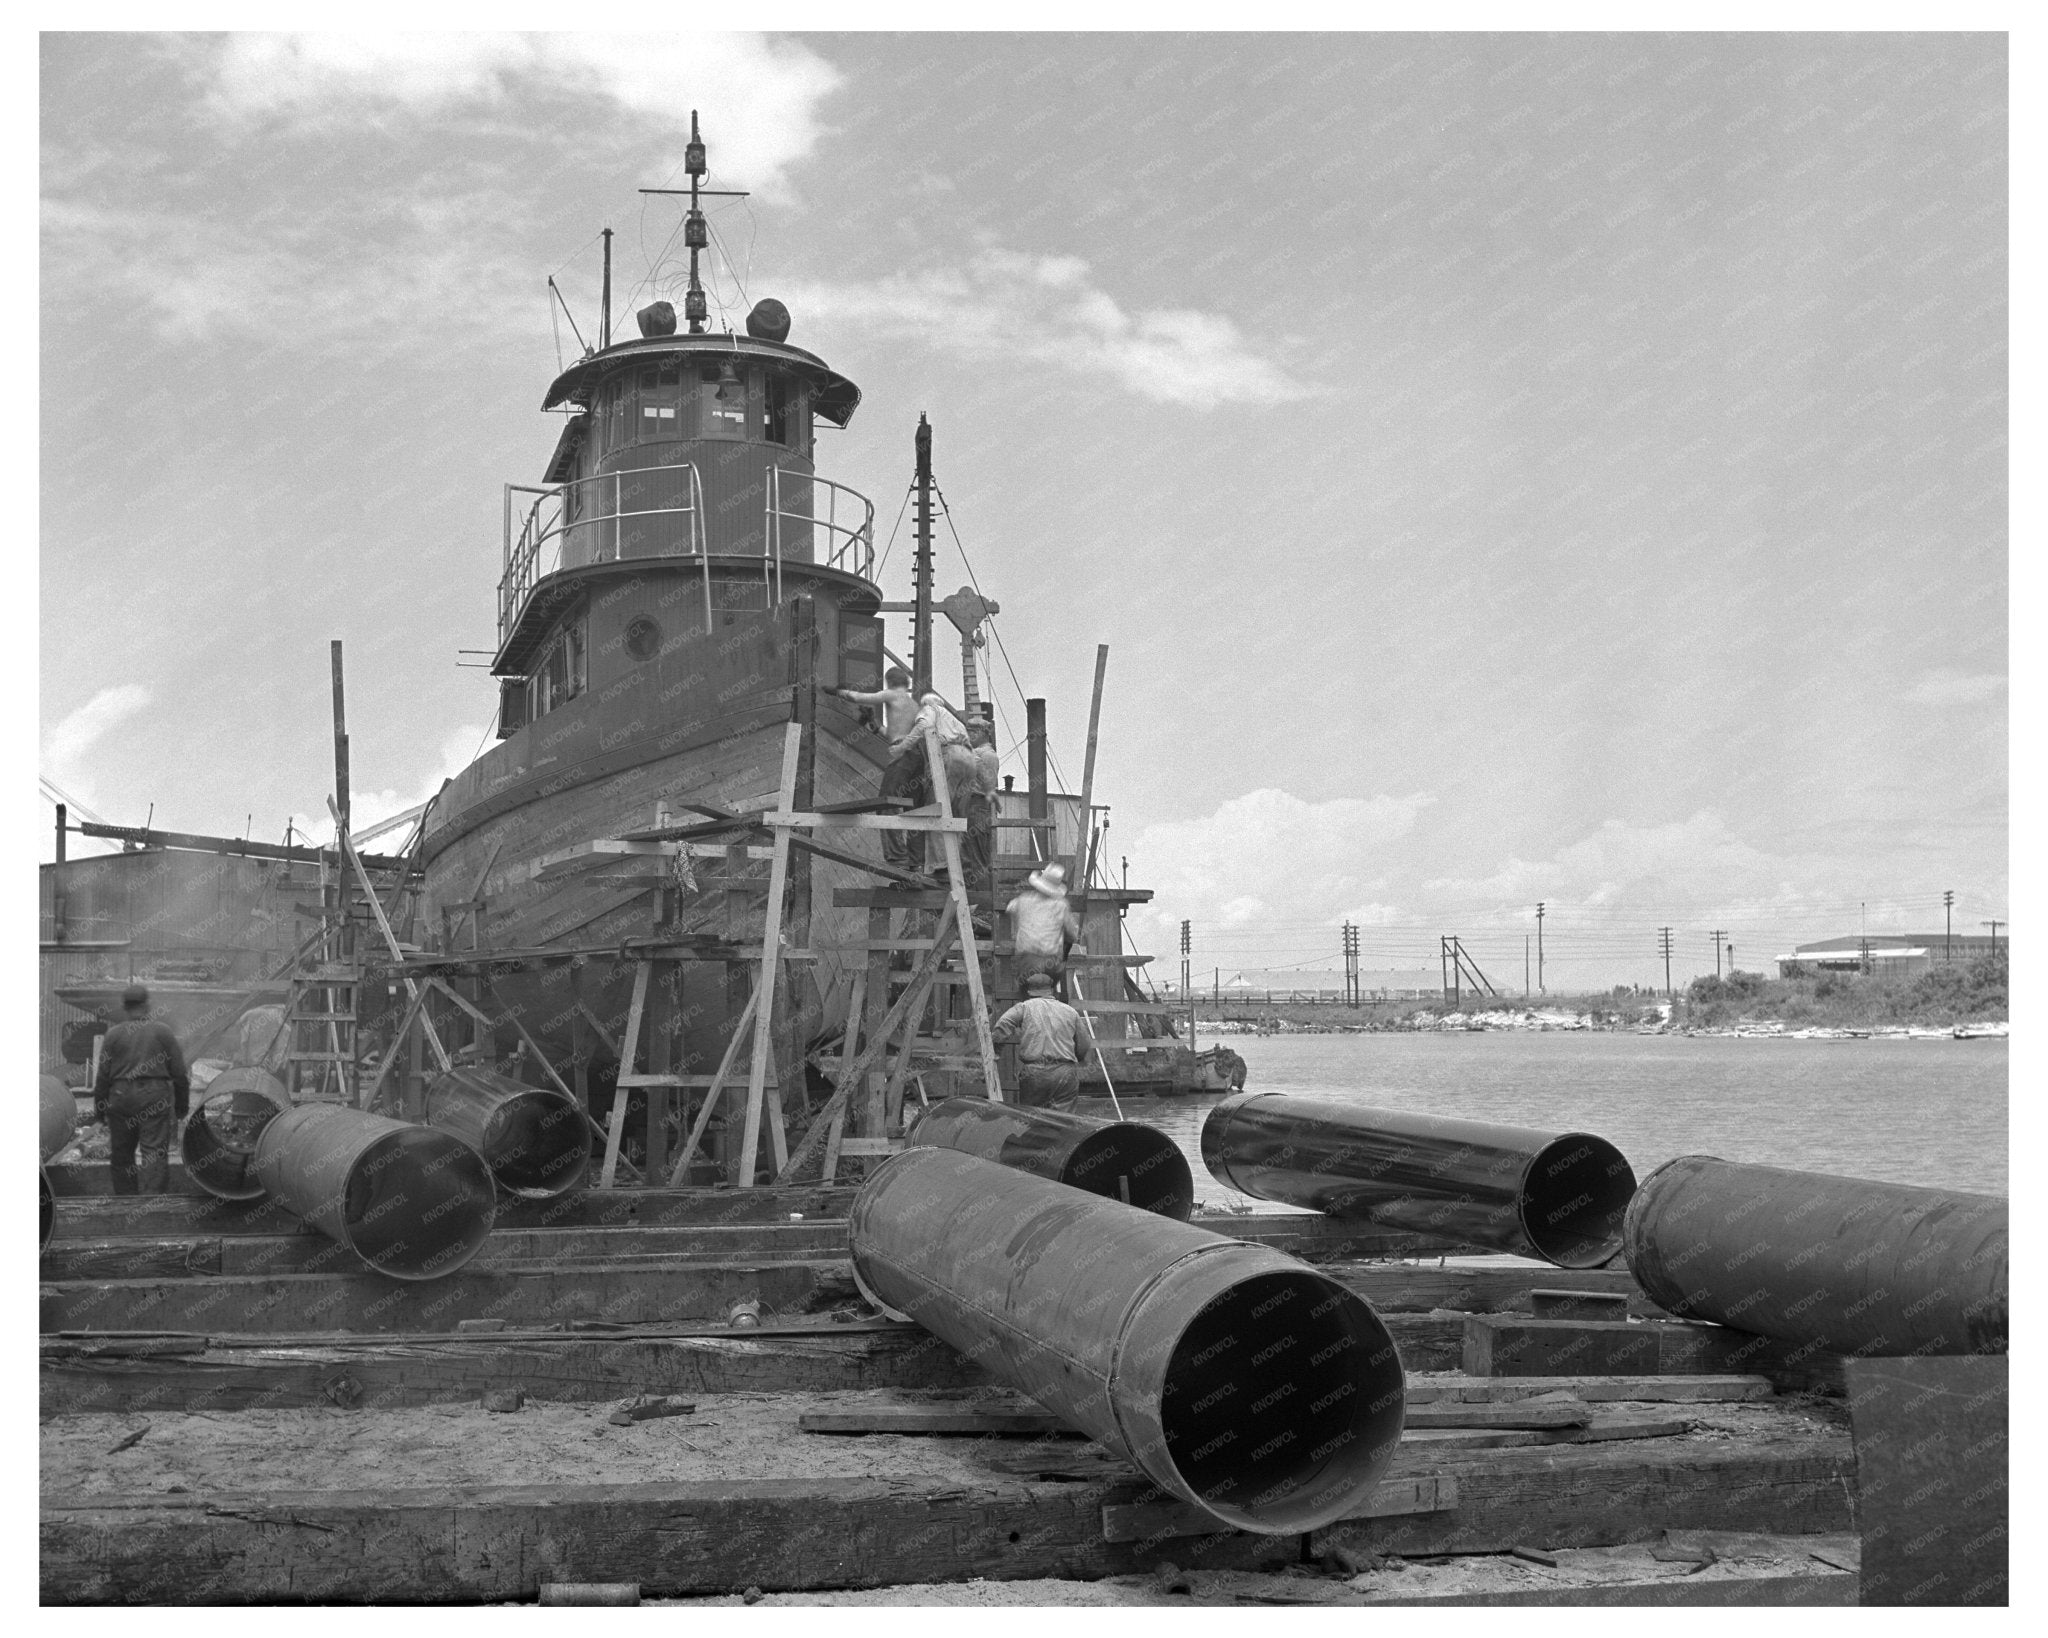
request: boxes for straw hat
[1025,863,1067,896]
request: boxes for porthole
[624,617,662,661]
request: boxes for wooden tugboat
[404,118,1212,1179]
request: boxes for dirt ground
[41,1387,1835,1498]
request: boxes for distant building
[1775,932,2005,979]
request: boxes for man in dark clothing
[91,983,190,1195]
[989,971,1097,1112]
[829,665,925,872]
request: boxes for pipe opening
[1063,1126,1194,1219]
[481,1090,590,1198]
[341,1127,496,1279]
[1521,1133,1637,1268]
[1159,1269,1404,1533]
[182,1079,290,1201]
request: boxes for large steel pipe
[179,1069,293,1201]
[1201,1092,1636,1269]
[253,1104,496,1280]
[40,1074,77,1163]
[905,1097,1194,1219]
[1624,1155,2007,1356]
[851,1146,1405,1535]
[40,1075,76,1251]
[424,1067,589,1199]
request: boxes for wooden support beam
[39,1436,1853,1604]
[600,961,652,1189]
[739,722,804,1186]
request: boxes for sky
[36,30,2010,993]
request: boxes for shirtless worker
[989,970,1098,1112]
[827,666,925,874]
[90,983,190,1195]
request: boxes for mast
[600,228,613,349]
[912,414,934,695]
[684,110,709,333]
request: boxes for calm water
[1081,1032,2008,1209]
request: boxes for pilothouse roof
[540,332,861,426]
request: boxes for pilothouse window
[529,619,587,721]
[638,363,680,440]
[764,374,791,446]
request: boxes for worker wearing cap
[990,972,1097,1112]
[91,983,190,1194]
[827,666,925,873]
[1005,861,1083,997]
[959,715,1000,898]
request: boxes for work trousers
[1016,1061,1082,1113]
[877,749,928,871]
[962,793,993,895]
[1013,951,1066,999]
[106,1079,176,1195]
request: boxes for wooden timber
[39,1435,1853,1604]
[1463,1315,1848,1394]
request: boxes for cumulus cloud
[206,33,842,197]
[292,722,489,845]
[44,685,152,793]
[1125,787,1435,948]
[1904,668,2005,706]
[1425,812,1783,907]
[784,250,1312,407]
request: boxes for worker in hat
[90,983,190,1194]
[1005,861,1083,997]
[828,666,927,874]
[989,971,1098,1112]
[960,715,999,901]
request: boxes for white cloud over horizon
[43,684,153,798]
[206,33,842,200]
[1124,787,1435,949]
[786,250,1312,408]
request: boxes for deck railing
[499,463,874,649]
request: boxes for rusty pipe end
[1112,1245,1406,1534]
[1063,1125,1195,1220]
[180,1069,293,1201]
[1521,1131,1638,1268]
[480,1089,590,1198]
[1198,1090,1272,1196]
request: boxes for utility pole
[1658,927,1674,1003]
[1708,928,1728,978]
[1342,922,1359,1007]
[1180,920,1193,1049]
[1535,902,1545,994]
[1524,935,1530,998]
[1944,889,1955,963]
[1982,920,2002,956]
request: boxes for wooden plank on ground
[798,1406,1077,1437]
[1333,1264,1652,1317]
[40,1476,1297,1604]
[1404,1375,1773,1405]
[1100,1474,1458,1544]
[1463,1317,1847,1394]
[42,1325,997,1415]
[1405,1400,1590,1430]
[1308,1436,1852,1561]
[1402,1416,1690,1450]
[41,1259,857,1337]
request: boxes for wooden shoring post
[820,969,866,1184]
[601,961,652,1189]
[923,723,1001,1102]
[665,981,764,1186]
[477,975,577,1102]
[773,902,956,1184]
[646,965,673,1184]
[1068,644,1109,890]
[859,905,892,1137]
[328,797,451,1079]
[737,722,804,1186]
[360,983,433,1110]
